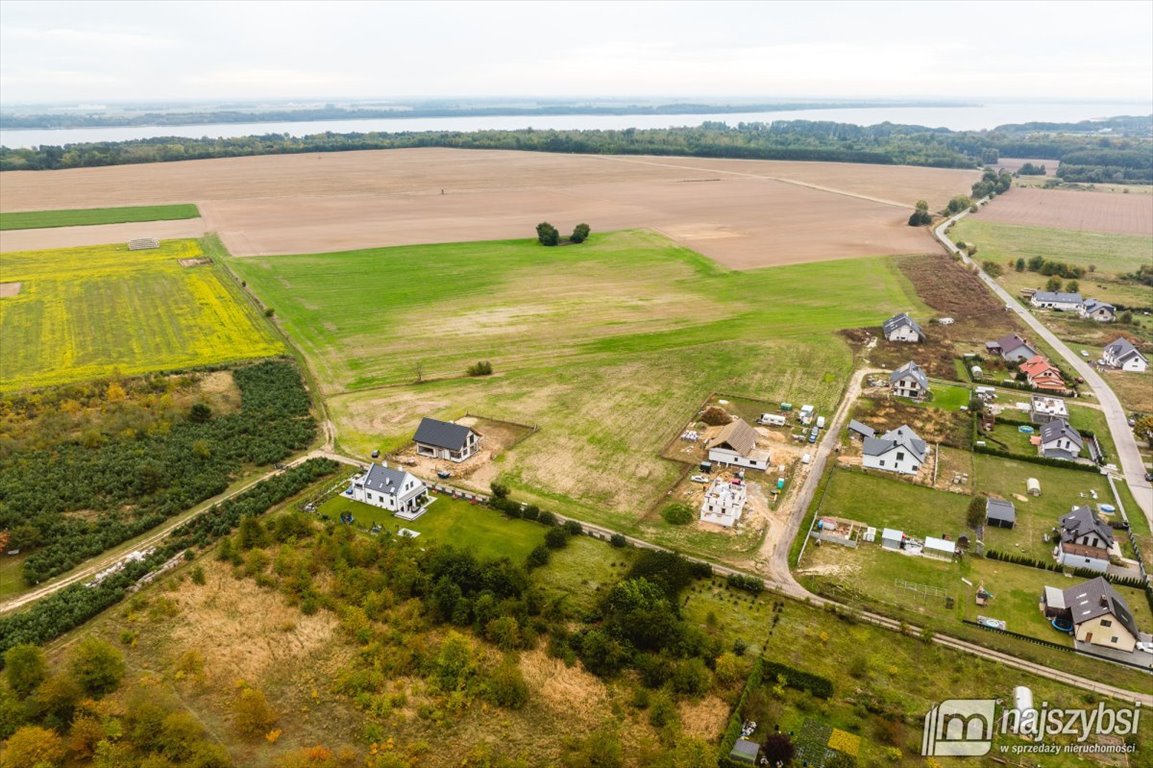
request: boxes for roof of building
[882,527,904,540]
[1105,337,1146,362]
[1082,298,1115,313]
[883,312,924,338]
[924,536,957,553]
[1032,291,1084,305]
[708,418,758,457]
[991,333,1036,355]
[986,498,1017,524]
[873,424,928,459]
[360,463,422,496]
[1061,577,1139,640]
[1040,419,1083,449]
[848,419,876,438]
[890,360,929,390]
[728,739,760,763]
[413,417,477,451]
[1043,585,1066,611]
[1020,355,1061,377]
[1059,505,1114,548]
[1030,395,1068,416]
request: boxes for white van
[816,416,826,429]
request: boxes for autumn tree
[1,725,66,768]
[233,686,278,737]
[69,637,125,697]
[3,644,47,698]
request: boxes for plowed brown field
[0,148,980,268]
[975,186,1153,236]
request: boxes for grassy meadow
[0,203,200,230]
[232,229,927,529]
[0,239,283,391]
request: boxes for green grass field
[0,203,200,231]
[233,230,927,529]
[922,381,971,410]
[0,239,283,391]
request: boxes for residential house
[1062,577,1140,653]
[347,463,429,519]
[986,333,1038,363]
[889,360,929,400]
[1102,337,1149,373]
[1030,291,1083,311]
[862,425,927,475]
[1029,394,1068,425]
[706,418,770,470]
[413,417,482,463]
[986,498,1016,529]
[1039,419,1083,460]
[882,312,925,343]
[1019,355,1066,392]
[1054,506,1114,573]
[699,477,747,528]
[1078,299,1116,323]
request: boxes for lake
[2,100,1149,149]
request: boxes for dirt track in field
[0,148,981,268]
[0,218,207,252]
[974,186,1153,236]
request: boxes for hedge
[972,443,1102,472]
[761,660,833,699]
[718,656,765,768]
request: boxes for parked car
[690,474,709,483]
[808,426,819,443]
[1136,641,1153,654]
[436,469,452,479]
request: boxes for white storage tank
[1011,686,1036,736]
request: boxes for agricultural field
[0,147,980,268]
[971,186,1153,237]
[0,203,199,230]
[950,218,1153,309]
[0,238,283,391]
[233,229,927,530]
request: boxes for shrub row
[972,443,1101,472]
[761,660,833,699]
[726,573,766,595]
[718,656,765,768]
[985,549,1147,588]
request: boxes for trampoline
[1051,616,1073,633]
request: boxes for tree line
[2,118,1148,175]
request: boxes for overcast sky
[2,0,1151,105]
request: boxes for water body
[2,101,1149,149]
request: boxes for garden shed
[881,528,905,551]
[985,498,1016,529]
[923,537,958,561]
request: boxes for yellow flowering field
[0,239,283,391]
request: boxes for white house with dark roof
[986,333,1038,363]
[882,312,925,343]
[413,417,482,463]
[1039,419,1083,460]
[1078,299,1116,322]
[861,425,927,475]
[347,463,429,519]
[1102,337,1148,373]
[1061,577,1140,653]
[707,418,770,470]
[1054,506,1114,573]
[889,361,929,400]
[1030,291,1083,312]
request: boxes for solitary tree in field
[535,222,560,246]
[907,200,932,226]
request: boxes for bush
[563,519,583,536]
[544,527,570,550]
[466,360,493,377]
[486,662,529,709]
[489,482,509,500]
[536,222,560,246]
[661,503,695,525]
[538,511,557,526]
[761,661,833,699]
[570,223,591,243]
[527,545,551,569]
[700,406,731,426]
[610,533,628,548]
[726,573,765,595]
[69,637,125,697]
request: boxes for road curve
[934,208,1153,527]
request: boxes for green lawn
[0,204,200,230]
[317,493,546,562]
[234,230,927,532]
[922,381,971,410]
[810,468,972,538]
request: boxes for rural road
[933,207,1153,527]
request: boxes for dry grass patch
[677,695,731,741]
[0,281,20,297]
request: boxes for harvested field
[0,216,207,252]
[0,282,20,298]
[973,186,1153,236]
[0,148,980,269]
[994,158,1054,176]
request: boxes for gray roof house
[862,425,927,475]
[1058,506,1114,550]
[890,360,929,400]
[413,417,482,463]
[883,312,925,342]
[1102,337,1149,373]
[1078,299,1116,322]
[1039,419,1083,460]
[987,333,1038,362]
[1030,291,1084,311]
[1062,577,1141,653]
[985,498,1016,529]
[348,462,429,519]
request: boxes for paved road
[934,209,1153,527]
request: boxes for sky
[1,0,1152,106]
